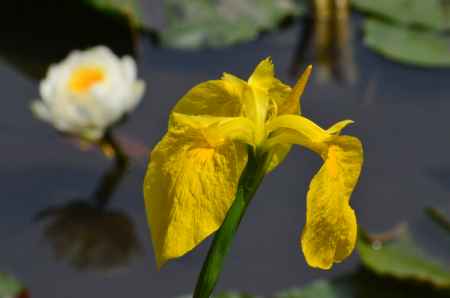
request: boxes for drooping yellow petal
[143,114,248,268]
[301,136,363,269]
[265,115,363,269]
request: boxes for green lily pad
[83,0,157,30]
[274,269,450,298]
[364,19,450,67]
[357,229,450,288]
[177,292,260,298]
[426,207,450,234]
[274,280,338,298]
[351,0,450,31]
[0,272,26,298]
[162,0,302,48]
[85,0,304,49]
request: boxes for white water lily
[32,46,145,140]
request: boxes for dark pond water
[1,4,450,298]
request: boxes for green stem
[193,149,268,298]
[425,207,450,234]
[93,131,129,209]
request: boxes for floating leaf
[351,0,450,31]
[274,280,338,298]
[0,1,135,80]
[85,0,304,48]
[177,292,260,298]
[83,0,158,30]
[214,292,260,298]
[426,207,450,234]
[357,229,450,288]
[274,269,450,298]
[0,273,27,298]
[364,19,450,67]
[161,0,302,48]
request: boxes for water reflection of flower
[37,134,142,272]
[290,0,357,84]
[31,46,145,141]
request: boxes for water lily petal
[301,136,363,269]
[143,114,248,268]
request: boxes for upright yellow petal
[248,57,275,91]
[265,66,312,172]
[301,136,363,269]
[143,114,247,268]
[172,78,245,118]
[279,65,312,115]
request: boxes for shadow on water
[35,133,142,273]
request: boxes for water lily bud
[31,46,146,140]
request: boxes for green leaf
[357,228,450,288]
[83,0,157,30]
[426,207,450,234]
[364,19,450,68]
[0,1,135,80]
[177,292,260,298]
[0,272,25,298]
[274,281,338,298]
[351,0,450,31]
[162,0,303,49]
[214,292,260,298]
[85,0,304,48]
[273,270,450,298]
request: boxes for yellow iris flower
[143,58,363,270]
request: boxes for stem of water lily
[93,131,129,209]
[193,149,269,298]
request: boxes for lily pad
[351,0,450,31]
[162,0,302,48]
[274,281,338,298]
[0,273,27,298]
[364,19,450,67]
[177,292,260,298]
[83,0,159,30]
[357,229,450,288]
[85,0,304,49]
[274,270,450,298]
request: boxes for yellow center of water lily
[143,58,363,270]
[68,66,105,93]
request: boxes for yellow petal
[143,114,247,268]
[301,136,363,269]
[248,57,275,91]
[279,65,312,115]
[265,114,330,152]
[265,66,312,172]
[172,78,245,118]
[326,120,354,135]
